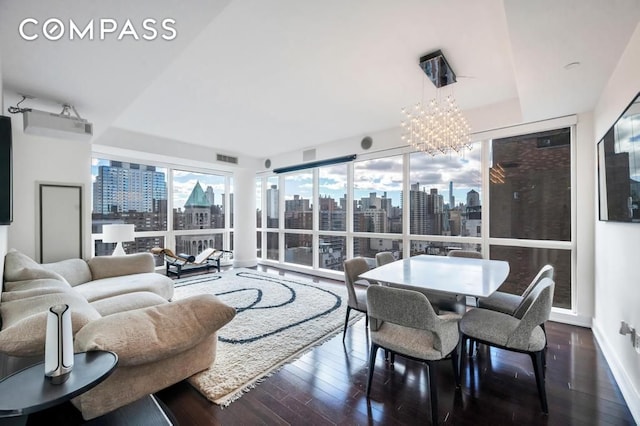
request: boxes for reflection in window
[354,156,403,234]
[490,128,571,241]
[409,146,482,236]
[490,245,570,309]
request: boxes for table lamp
[102,224,135,256]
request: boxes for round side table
[0,351,118,424]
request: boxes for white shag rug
[172,268,361,406]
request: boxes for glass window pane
[284,172,313,230]
[229,177,234,229]
[256,178,262,228]
[175,234,223,256]
[266,177,279,228]
[409,145,482,236]
[410,240,481,257]
[490,245,571,309]
[284,233,312,266]
[354,156,403,233]
[266,232,279,260]
[319,235,346,271]
[96,237,165,266]
[353,237,403,260]
[490,128,571,241]
[173,170,226,230]
[319,165,347,231]
[91,159,167,233]
[257,231,262,258]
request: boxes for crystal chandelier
[401,50,471,156]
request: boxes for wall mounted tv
[0,115,12,225]
[598,92,640,222]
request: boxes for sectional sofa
[0,249,236,420]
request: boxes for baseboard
[549,311,592,327]
[592,320,640,423]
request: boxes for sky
[93,146,483,212]
[276,146,483,207]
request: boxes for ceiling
[1,0,639,160]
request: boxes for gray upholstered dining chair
[447,249,483,259]
[459,277,555,414]
[342,257,375,341]
[375,251,396,267]
[366,285,461,425]
[478,264,554,316]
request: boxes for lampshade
[102,224,135,256]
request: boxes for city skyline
[91,159,229,210]
[272,148,482,208]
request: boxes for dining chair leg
[342,306,352,342]
[426,362,439,425]
[450,347,461,388]
[530,350,548,414]
[459,334,467,381]
[366,344,379,398]
[365,313,369,329]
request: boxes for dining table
[358,254,510,299]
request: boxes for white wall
[592,22,640,422]
[4,91,92,261]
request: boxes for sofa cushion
[0,292,101,356]
[87,253,155,280]
[2,280,73,302]
[74,294,235,366]
[74,273,174,302]
[3,250,65,283]
[42,259,92,286]
[90,291,168,317]
[3,278,72,293]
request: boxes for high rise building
[449,181,455,208]
[92,161,167,214]
[266,184,279,225]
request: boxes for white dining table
[359,254,510,298]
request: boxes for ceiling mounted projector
[23,108,93,141]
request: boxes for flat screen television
[598,92,640,222]
[0,115,12,225]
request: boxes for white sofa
[0,249,236,420]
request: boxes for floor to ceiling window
[408,143,483,256]
[353,156,403,259]
[91,158,233,265]
[256,121,575,311]
[488,127,572,309]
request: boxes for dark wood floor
[15,268,636,425]
[154,268,634,426]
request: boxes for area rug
[172,268,361,406]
